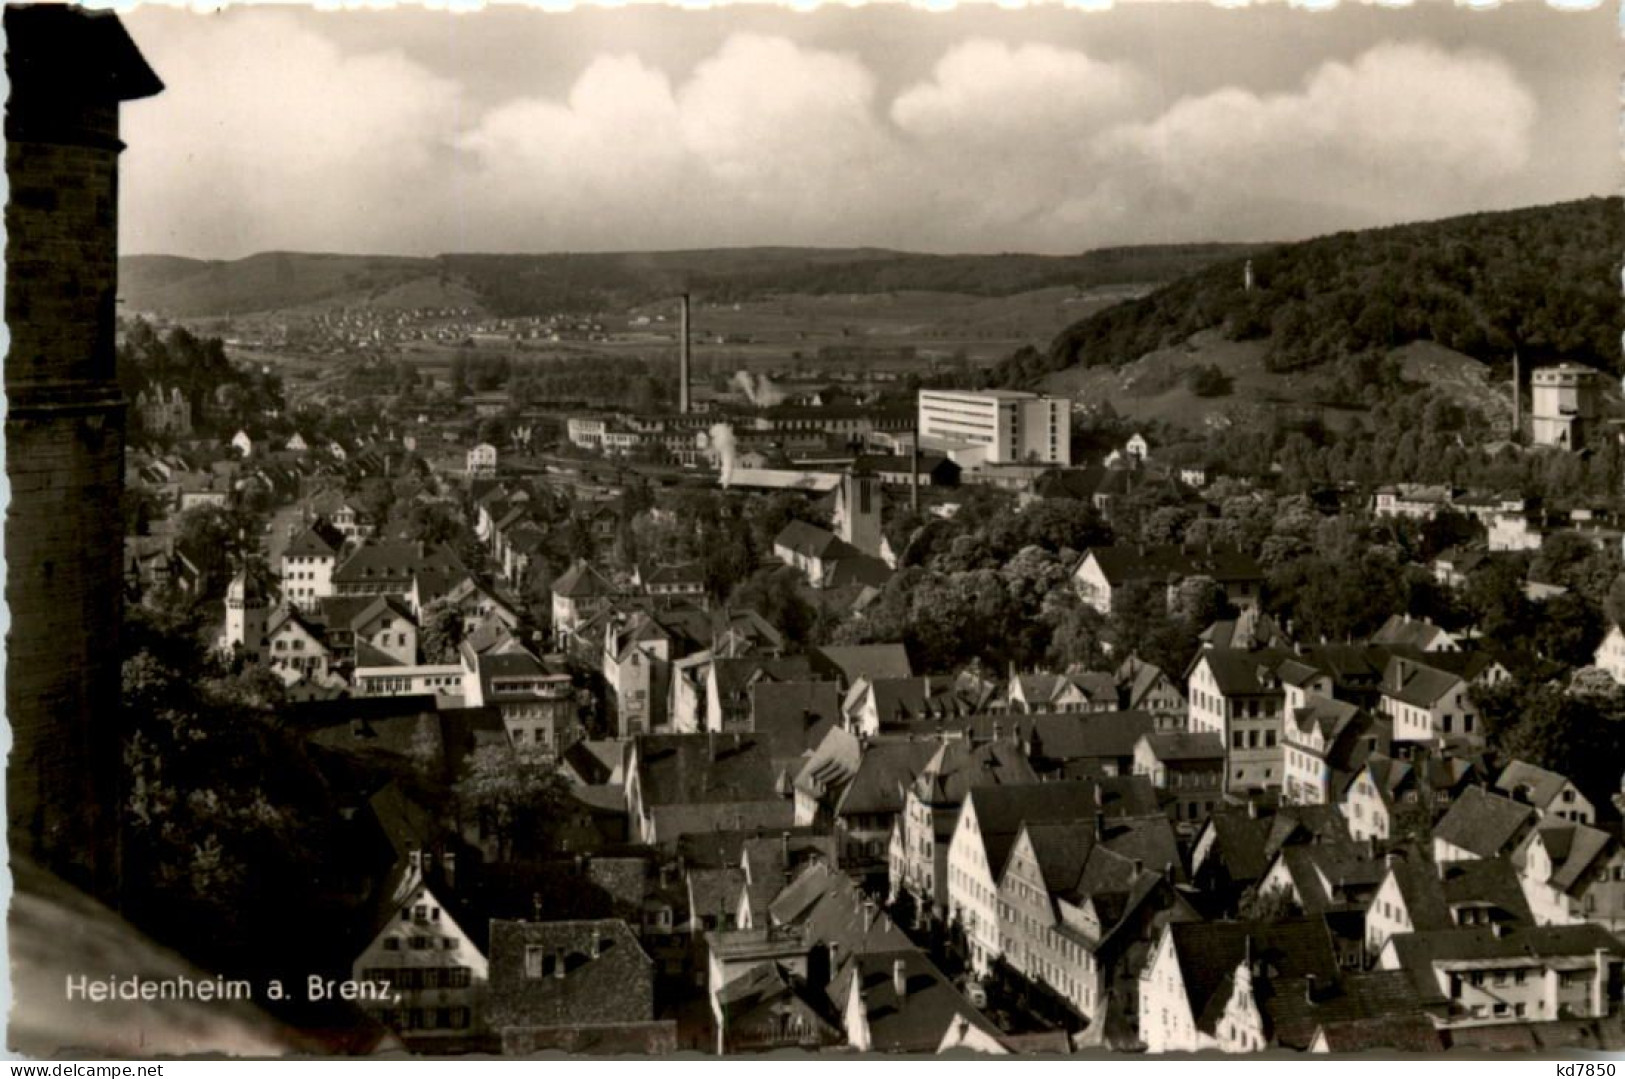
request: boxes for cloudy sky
[118,1,1617,259]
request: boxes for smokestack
[893,958,908,1000]
[911,416,921,515]
[679,293,691,416]
[1512,349,1521,441]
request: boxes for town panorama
[7,1,1625,1060]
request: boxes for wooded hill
[118,243,1263,318]
[994,197,1623,388]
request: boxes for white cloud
[891,39,1146,146]
[119,19,1542,257]
[1072,42,1538,241]
[121,11,466,255]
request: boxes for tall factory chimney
[1511,349,1522,442]
[679,293,691,415]
[6,6,163,899]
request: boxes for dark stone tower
[5,6,162,895]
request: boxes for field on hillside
[1042,329,1518,435]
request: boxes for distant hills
[117,243,1267,319]
[995,197,1623,389]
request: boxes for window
[383,938,400,951]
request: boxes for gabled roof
[809,644,913,685]
[710,655,813,703]
[833,741,939,819]
[1029,710,1157,764]
[1381,654,1466,708]
[633,734,785,809]
[1266,970,1429,1051]
[1387,925,1625,1006]
[1193,648,1294,697]
[284,518,346,558]
[773,520,848,560]
[1166,919,1341,1035]
[853,677,982,726]
[968,777,1158,884]
[1433,787,1534,859]
[1269,843,1386,914]
[1200,609,1292,651]
[912,739,1037,807]
[751,680,843,758]
[1518,821,1616,895]
[1371,615,1454,651]
[1494,760,1577,813]
[1139,730,1225,763]
[829,950,1004,1054]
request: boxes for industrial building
[916,389,1071,468]
[1530,363,1602,449]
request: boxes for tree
[1186,363,1233,398]
[173,503,257,596]
[1606,573,1625,631]
[454,744,572,863]
[729,566,818,647]
[420,601,466,664]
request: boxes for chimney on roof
[782,830,791,866]
[590,927,603,958]
[554,947,567,978]
[441,850,456,890]
[1094,811,1106,841]
[893,958,908,1001]
[863,898,876,934]
[1132,858,1143,879]
[1304,973,1318,1005]
[532,892,544,921]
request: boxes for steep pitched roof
[1167,919,1341,1035]
[633,734,785,808]
[1140,730,1225,763]
[1433,786,1535,859]
[1266,971,1429,1051]
[1387,925,1625,1006]
[1495,760,1577,813]
[829,950,1005,1054]
[284,518,346,558]
[808,644,913,685]
[1029,710,1157,765]
[912,739,1038,807]
[969,777,1158,884]
[834,742,939,819]
[1518,821,1616,895]
[773,520,848,560]
[1194,648,1293,697]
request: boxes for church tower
[5,7,163,895]
[223,567,271,663]
[835,471,886,563]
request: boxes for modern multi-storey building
[917,390,1071,467]
[1530,364,1601,449]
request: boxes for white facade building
[917,390,1071,467]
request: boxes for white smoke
[709,423,738,488]
[732,370,786,408]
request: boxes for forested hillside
[995,197,1623,388]
[119,243,1263,318]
